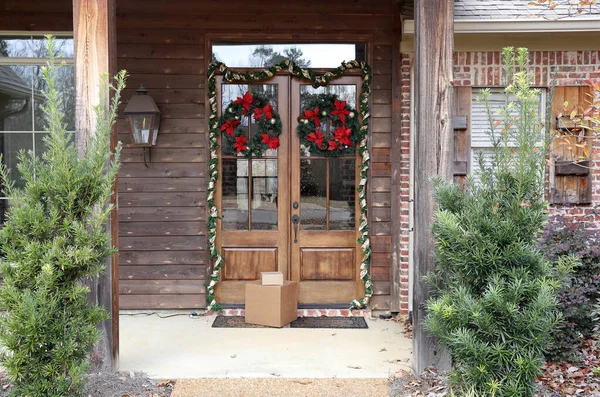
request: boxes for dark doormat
[212,316,368,329]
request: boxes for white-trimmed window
[0,33,74,223]
[470,87,546,177]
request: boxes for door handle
[292,214,299,243]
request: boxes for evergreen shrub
[424,47,574,396]
[0,36,126,397]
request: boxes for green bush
[538,216,600,362]
[0,36,126,397]
[424,47,574,396]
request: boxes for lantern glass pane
[152,115,160,145]
[129,115,153,145]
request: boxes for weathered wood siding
[0,0,401,310]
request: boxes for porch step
[205,308,372,318]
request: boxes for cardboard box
[261,271,284,286]
[245,280,298,328]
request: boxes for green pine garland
[206,59,373,312]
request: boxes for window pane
[0,37,73,58]
[300,159,326,231]
[251,159,277,230]
[329,159,355,230]
[222,158,249,230]
[0,199,7,224]
[31,37,74,58]
[34,65,75,131]
[0,65,33,131]
[0,36,34,58]
[0,133,33,189]
[213,44,366,68]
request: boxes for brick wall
[399,53,412,313]
[397,50,600,315]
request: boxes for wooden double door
[216,75,364,305]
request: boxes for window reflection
[213,43,367,69]
[0,36,75,224]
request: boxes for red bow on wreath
[234,135,248,153]
[220,119,240,136]
[233,92,254,115]
[331,99,350,124]
[333,126,353,147]
[306,130,325,148]
[300,106,321,127]
[261,133,280,150]
[254,104,273,121]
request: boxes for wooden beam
[390,0,402,314]
[73,0,118,370]
[412,0,454,373]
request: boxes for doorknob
[292,214,299,243]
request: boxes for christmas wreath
[220,91,282,157]
[297,94,359,156]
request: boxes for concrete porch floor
[119,312,412,379]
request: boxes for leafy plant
[0,36,126,397]
[538,216,600,362]
[424,47,574,396]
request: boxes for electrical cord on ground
[121,311,200,319]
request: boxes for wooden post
[390,0,402,314]
[412,0,454,373]
[73,0,119,370]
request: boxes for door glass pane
[251,159,277,230]
[221,84,248,156]
[328,85,357,108]
[300,159,326,230]
[249,84,278,157]
[329,159,355,230]
[222,158,249,230]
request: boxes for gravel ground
[0,371,175,397]
[171,378,389,397]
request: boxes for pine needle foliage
[424,47,574,397]
[0,36,126,397]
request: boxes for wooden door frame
[205,34,374,306]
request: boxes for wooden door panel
[300,248,354,281]
[299,281,356,304]
[223,248,277,280]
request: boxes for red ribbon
[233,92,254,115]
[234,135,248,153]
[254,104,274,121]
[331,99,350,124]
[220,119,241,136]
[261,133,280,150]
[299,106,321,127]
[333,126,353,146]
[306,130,325,148]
